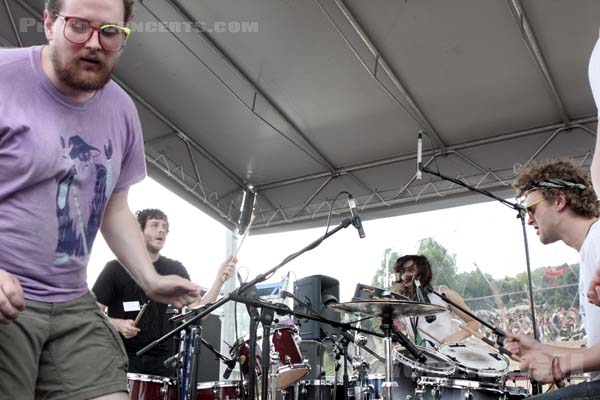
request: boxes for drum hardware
[330,300,446,400]
[270,351,280,400]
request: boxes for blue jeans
[529,380,600,400]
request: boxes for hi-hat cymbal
[328,300,446,319]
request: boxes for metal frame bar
[153,0,336,173]
[506,0,570,124]
[4,0,23,47]
[256,116,596,191]
[151,0,376,206]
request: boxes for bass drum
[196,381,245,400]
[128,373,176,400]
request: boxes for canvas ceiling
[2,0,599,234]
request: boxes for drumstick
[417,327,444,345]
[133,300,150,327]
[459,325,522,362]
[233,213,255,259]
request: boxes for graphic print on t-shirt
[54,135,114,264]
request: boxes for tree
[417,238,457,288]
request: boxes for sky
[87,177,580,302]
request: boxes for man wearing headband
[506,160,600,398]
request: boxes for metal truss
[251,118,596,230]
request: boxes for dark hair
[136,208,168,231]
[512,160,599,218]
[45,0,135,23]
[394,255,433,288]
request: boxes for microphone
[222,358,237,380]
[416,131,423,180]
[414,278,436,323]
[347,194,366,238]
[163,353,180,368]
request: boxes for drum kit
[128,298,530,400]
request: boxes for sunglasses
[524,197,545,218]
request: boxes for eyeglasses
[524,197,545,218]
[397,265,417,274]
[54,13,131,52]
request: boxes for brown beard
[51,50,112,92]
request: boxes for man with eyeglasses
[92,209,236,377]
[506,160,600,399]
[0,1,200,399]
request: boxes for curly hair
[393,255,433,288]
[136,209,169,231]
[45,0,135,23]
[512,160,599,218]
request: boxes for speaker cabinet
[294,275,340,341]
[196,314,221,382]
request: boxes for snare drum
[271,325,310,389]
[393,345,456,378]
[438,342,509,381]
[128,373,176,400]
[196,381,244,400]
[392,345,455,400]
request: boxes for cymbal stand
[259,307,275,400]
[380,309,398,400]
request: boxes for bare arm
[441,287,481,343]
[97,302,140,339]
[190,256,237,308]
[592,124,600,193]
[101,189,200,308]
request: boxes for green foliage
[417,238,457,287]
[372,237,580,313]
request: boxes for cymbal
[328,300,446,319]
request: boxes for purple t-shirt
[0,46,146,302]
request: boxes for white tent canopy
[2,0,598,233]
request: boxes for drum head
[393,345,456,376]
[438,342,509,378]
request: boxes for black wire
[325,190,351,236]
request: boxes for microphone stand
[137,218,355,400]
[421,165,539,341]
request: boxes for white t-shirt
[405,286,461,347]
[579,220,600,379]
[589,35,600,117]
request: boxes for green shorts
[0,291,128,400]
